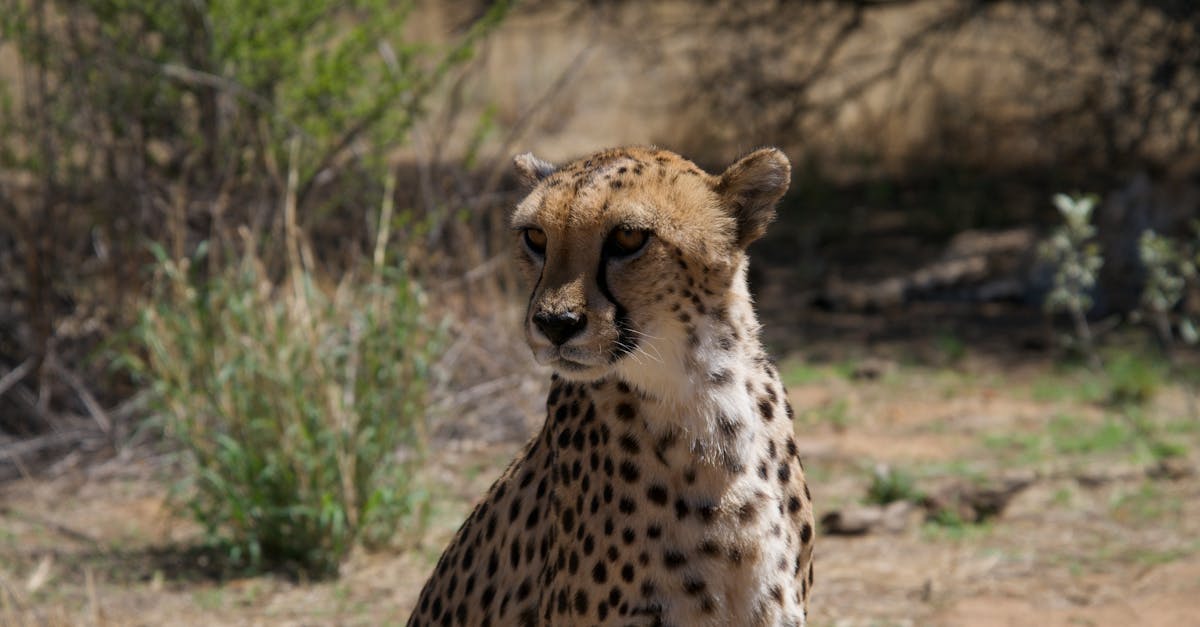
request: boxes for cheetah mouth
[536,345,609,376]
[554,357,590,371]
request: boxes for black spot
[738,501,758,522]
[592,561,608,584]
[759,399,774,421]
[616,403,637,421]
[663,550,687,569]
[619,460,640,483]
[800,522,813,543]
[647,484,668,505]
[618,433,640,454]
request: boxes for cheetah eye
[604,227,650,258]
[523,228,547,256]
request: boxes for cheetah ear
[715,148,791,248]
[513,152,558,187]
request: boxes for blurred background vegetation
[0,0,1198,623]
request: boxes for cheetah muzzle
[408,146,815,627]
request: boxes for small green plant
[1102,351,1164,406]
[934,332,966,365]
[125,235,436,577]
[1039,193,1104,367]
[1137,225,1200,348]
[865,465,924,505]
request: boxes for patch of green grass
[1132,544,1200,567]
[919,459,988,484]
[1030,371,1107,404]
[1110,483,1182,524]
[982,431,1046,464]
[1103,351,1166,406]
[800,399,852,429]
[193,587,226,611]
[921,510,994,542]
[1048,414,1131,456]
[780,360,830,386]
[983,412,1172,465]
[864,467,924,505]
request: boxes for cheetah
[408,146,815,626]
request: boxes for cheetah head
[511,146,790,385]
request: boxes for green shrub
[125,240,436,577]
[1138,226,1200,347]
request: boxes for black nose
[533,311,587,346]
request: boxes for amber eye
[605,227,650,258]
[523,228,547,255]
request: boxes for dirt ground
[2,346,1198,627]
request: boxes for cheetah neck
[612,258,783,462]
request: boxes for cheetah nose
[533,311,587,346]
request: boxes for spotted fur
[408,146,814,626]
